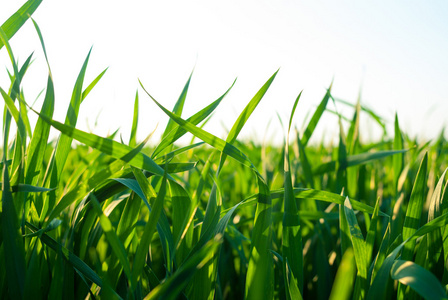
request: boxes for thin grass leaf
[144,237,221,300]
[245,177,274,300]
[2,157,26,299]
[367,211,448,300]
[141,83,261,176]
[401,153,428,260]
[312,149,409,175]
[329,248,356,300]
[0,0,42,50]
[301,82,332,146]
[129,91,139,147]
[25,221,102,287]
[161,70,193,140]
[344,197,368,299]
[282,91,303,298]
[151,79,236,159]
[132,172,167,288]
[27,107,167,177]
[90,193,136,295]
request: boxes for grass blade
[0,0,42,50]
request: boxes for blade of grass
[0,0,42,50]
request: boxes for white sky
[1,1,448,146]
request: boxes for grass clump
[1,2,448,299]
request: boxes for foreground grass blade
[2,156,26,299]
[282,91,303,298]
[151,79,235,158]
[0,0,42,50]
[367,211,448,300]
[25,222,102,287]
[401,153,428,260]
[245,177,274,300]
[132,172,167,286]
[141,84,261,175]
[27,107,166,177]
[391,260,447,300]
[344,197,368,299]
[144,237,222,300]
[329,248,356,300]
[90,193,136,295]
[161,70,192,140]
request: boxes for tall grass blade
[329,248,356,300]
[282,91,303,298]
[401,153,428,260]
[301,83,332,146]
[0,0,42,50]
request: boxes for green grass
[2,2,448,299]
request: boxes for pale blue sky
[1,1,447,145]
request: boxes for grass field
[1,1,448,299]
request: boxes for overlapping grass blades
[1,6,448,299]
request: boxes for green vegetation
[1,1,448,299]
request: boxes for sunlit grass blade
[329,248,356,300]
[27,107,166,177]
[401,153,428,260]
[427,168,447,274]
[161,70,192,140]
[0,0,42,50]
[144,237,221,300]
[333,97,387,135]
[90,193,136,295]
[132,172,167,289]
[52,48,92,179]
[245,177,273,300]
[312,149,408,175]
[25,221,102,287]
[141,83,261,175]
[218,70,278,170]
[301,82,332,146]
[129,91,139,147]
[393,113,404,194]
[367,211,448,300]
[391,260,447,300]
[344,197,368,299]
[282,91,303,298]
[150,79,235,159]
[228,188,388,217]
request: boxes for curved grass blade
[301,82,332,146]
[161,70,193,140]
[144,237,222,300]
[401,153,428,260]
[329,248,356,300]
[367,211,448,300]
[27,107,166,177]
[312,149,409,175]
[151,79,235,159]
[391,260,447,300]
[90,193,136,295]
[245,177,274,300]
[25,221,102,287]
[141,83,261,176]
[132,172,167,289]
[0,0,42,50]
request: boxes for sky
[1,1,448,146]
